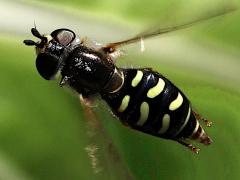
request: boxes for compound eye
[36,53,59,80]
[51,29,76,46]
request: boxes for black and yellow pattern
[102,68,200,141]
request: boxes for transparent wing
[80,96,134,180]
[102,5,237,52]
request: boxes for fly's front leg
[79,95,134,179]
[80,94,97,108]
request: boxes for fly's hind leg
[175,138,200,154]
[193,111,212,127]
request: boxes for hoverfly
[23,6,236,154]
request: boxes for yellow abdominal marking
[118,95,130,112]
[197,128,205,141]
[174,106,191,136]
[131,70,143,87]
[169,92,183,111]
[147,78,165,98]
[158,114,170,134]
[191,121,199,137]
[136,102,149,126]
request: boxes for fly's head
[23,28,80,80]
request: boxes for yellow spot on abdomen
[174,106,191,136]
[158,114,170,134]
[136,102,149,126]
[169,92,183,111]
[191,121,199,137]
[147,78,165,98]
[118,95,130,112]
[131,70,143,87]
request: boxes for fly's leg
[175,138,200,154]
[193,111,212,127]
[80,96,134,179]
[80,94,97,108]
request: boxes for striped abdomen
[102,68,210,143]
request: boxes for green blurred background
[0,0,240,179]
